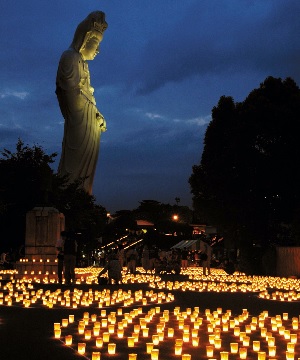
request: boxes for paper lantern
[206,345,214,357]
[220,351,229,360]
[182,355,191,360]
[239,347,247,359]
[253,341,260,351]
[146,343,154,354]
[96,338,103,348]
[183,333,189,343]
[117,328,124,338]
[92,352,101,360]
[168,328,174,337]
[175,345,182,355]
[287,343,295,352]
[129,354,137,360]
[103,332,110,343]
[192,337,199,346]
[152,335,159,345]
[268,346,276,357]
[257,351,266,360]
[151,349,159,360]
[108,343,116,354]
[78,343,86,355]
[128,337,135,347]
[65,335,72,346]
[54,329,61,338]
[230,342,238,354]
[84,329,92,340]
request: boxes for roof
[136,220,154,227]
[171,239,198,249]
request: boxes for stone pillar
[16,207,65,277]
[276,247,300,277]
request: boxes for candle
[96,337,103,348]
[108,343,116,354]
[103,332,110,342]
[152,335,159,345]
[287,343,295,352]
[239,347,247,359]
[146,343,154,354]
[151,349,159,360]
[257,352,266,360]
[65,335,72,345]
[78,343,86,355]
[129,354,137,360]
[268,346,276,357]
[206,345,214,357]
[253,340,260,351]
[220,351,229,360]
[84,329,92,340]
[117,328,124,338]
[168,328,174,337]
[175,344,182,355]
[54,329,61,338]
[61,319,68,327]
[128,337,135,347]
[214,338,221,349]
[183,333,189,343]
[230,343,238,353]
[182,355,191,360]
[92,352,101,360]
[192,337,199,346]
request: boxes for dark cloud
[1,0,299,211]
[135,1,300,94]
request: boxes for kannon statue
[56,11,108,194]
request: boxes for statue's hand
[96,112,107,132]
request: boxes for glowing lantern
[78,343,86,355]
[108,343,116,354]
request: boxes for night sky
[1,1,300,212]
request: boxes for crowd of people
[1,233,235,284]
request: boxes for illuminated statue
[56,11,108,194]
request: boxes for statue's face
[80,30,103,61]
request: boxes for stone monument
[56,11,108,194]
[16,207,65,278]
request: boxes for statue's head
[71,11,108,60]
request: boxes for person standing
[63,231,78,285]
[200,240,212,276]
[55,233,65,284]
[126,247,138,274]
[181,247,189,270]
[141,244,150,272]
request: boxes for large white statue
[56,11,108,194]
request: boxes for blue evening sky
[0,1,299,212]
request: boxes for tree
[0,139,107,252]
[190,77,300,253]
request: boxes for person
[200,240,212,275]
[63,231,78,285]
[117,245,125,269]
[56,11,108,194]
[0,251,9,269]
[141,244,150,272]
[149,245,158,272]
[55,233,65,284]
[126,247,138,274]
[219,258,235,275]
[98,254,122,284]
[181,247,189,270]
